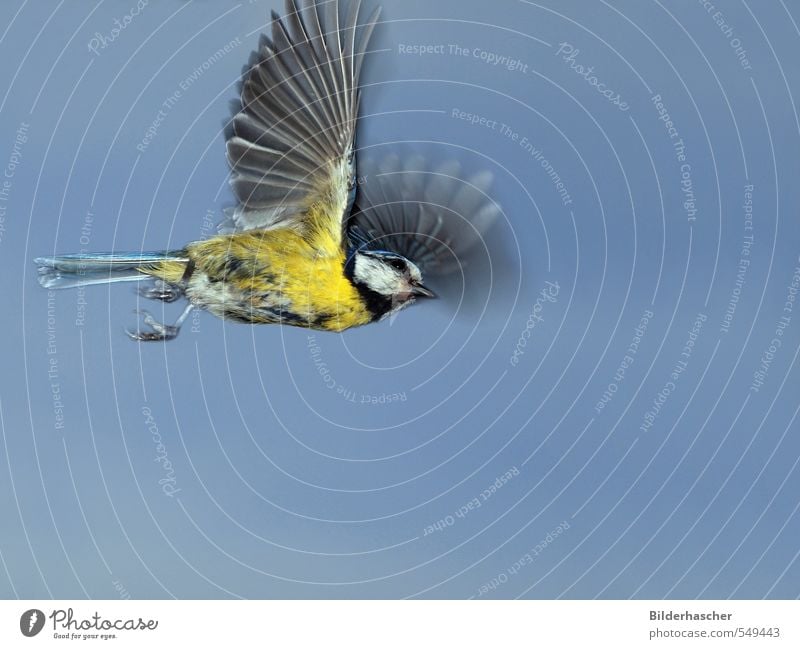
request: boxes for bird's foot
[139,280,182,303]
[127,310,180,342]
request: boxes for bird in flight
[36,0,499,341]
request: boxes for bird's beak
[412,284,436,299]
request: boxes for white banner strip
[1,600,797,647]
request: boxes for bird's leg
[139,279,183,303]
[127,304,195,342]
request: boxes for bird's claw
[127,310,179,342]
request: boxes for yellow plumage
[139,179,372,332]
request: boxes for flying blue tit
[36,0,500,341]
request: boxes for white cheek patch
[354,255,403,296]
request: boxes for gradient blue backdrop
[1,0,799,599]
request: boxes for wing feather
[350,155,502,274]
[224,0,380,239]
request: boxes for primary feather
[223,0,380,243]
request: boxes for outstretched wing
[223,0,380,245]
[349,155,502,274]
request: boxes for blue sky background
[1,0,799,599]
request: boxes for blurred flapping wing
[349,155,501,275]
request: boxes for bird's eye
[387,258,405,272]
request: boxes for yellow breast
[147,226,369,331]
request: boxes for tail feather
[35,251,188,290]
